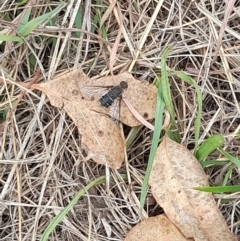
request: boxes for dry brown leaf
[149,136,237,241]
[36,69,124,169]
[124,214,193,241]
[33,69,156,168]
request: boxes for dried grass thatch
[0,0,239,240]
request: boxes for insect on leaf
[81,81,127,123]
[35,69,125,169]
[32,69,158,169]
[78,72,158,127]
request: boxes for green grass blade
[173,71,203,150]
[100,25,107,39]
[160,47,175,125]
[17,3,64,37]
[219,148,240,166]
[194,185,240,193]
[139,88,165,211]
[222,165,235,186]
[91,0,105,34]
[75,7,82,38]
[18,8,31,27]
[164,128,181,143]
[46,8,58,46]
[0,34,23,43]
[29,54,37,68]
[40,176,106,241]
[139,49,170,211]
[126,126,142,149]
[195,134,224,161]
[201,160,229,168]
[158,47,180,141]
[0,104,12,123]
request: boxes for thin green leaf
[140,88,165,212]
[139,49,169,211]
[91,0,105,33]
[219,148,240,166]
[100,25,107,39]
[0,103,12,123]
[43,7,58,45]
[0,34,23,43]
[194,185,240,193]
[158,48,180,141]
[201,160,229,168]
[17,3,64,37]
[18,8,31,27]
[29,54,36,68]
[222,165,235,186]
[173,71,203,150]
[126,126,142,149]
[75,7,82,38]
[195,134,224,161]
[160,47,175,124]
[92,10,100,33]
[164,128,181,143]
[40,176,106,241]
[47,10,57,26]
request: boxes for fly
[99,81,128,108]
[80,81,128,123]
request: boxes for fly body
[100,81,127,107]
[80,80,128,123]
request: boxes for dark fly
[99,81,128,108]
[80,81,128,123]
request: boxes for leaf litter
[124,214,193,241]
[148,135,237,241]
[3,69,237,239]
[34,68,157,168]
[1,1,240,240]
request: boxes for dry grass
[0,0,240,240]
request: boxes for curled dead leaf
[149,136,237,241]
[124,214,193,241]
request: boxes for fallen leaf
[33,69,157,168]
[64,100,124,168]
[36,69,124,168]
[124,214,193,241]
[149,136,237,241]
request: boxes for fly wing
[80,86,109,100]
[109,98,120,124]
